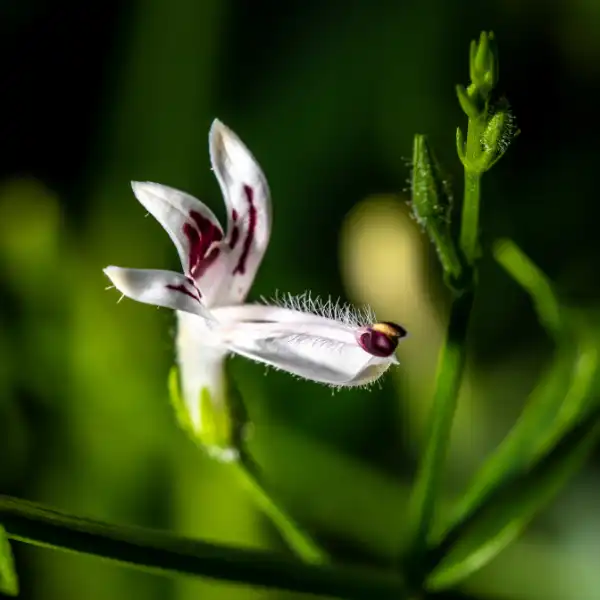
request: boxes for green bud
[412,135,449,225]
[480,100,517,169]
[471,31,498,97]
[411,134,462,282]
[169,363,248,462]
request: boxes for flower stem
[407,35,498,569]
[0,495,405,599]
[235,449,328,563]
[407,289,473,569]
[460,171,481,264]
[459,115,486,265]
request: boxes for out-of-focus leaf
[422,240,600,588]
[426,402,600,590]
[442,240,598,533]
[0,525,18,596]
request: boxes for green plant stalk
[408,104,485,567]
[235,449,327,564]
[408,290,473,563]
[460,115,487,264]
[0,495,405,599]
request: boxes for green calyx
[168,364,248,461]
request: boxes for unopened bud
[411,134,462,282]
[481,101,517,168]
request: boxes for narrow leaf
[426,402,600,589]
[0,496,404,599]
[423,240,600,587]
[445,240,597,531]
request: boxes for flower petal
[211,304,398,386]
[209,120,272,304]
[104,266,213,320]
[131,182,228,304]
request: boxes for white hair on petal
[261,290,377,328]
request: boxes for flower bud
[469,31,498,99]
[411,134,462,282]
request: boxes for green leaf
[0,496,405,599]
[425,402,600,590]
[444,241,597,531]
[0,525,18,596]
[423,240,600,588]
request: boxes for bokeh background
[2,1,600,599]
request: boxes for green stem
[459,115,486,264]
[407,290,473,564]
[460,170,481,263]
[235,449,328,563]
[0,495,405,599]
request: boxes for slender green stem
[235,449,328,563]
[408,102,485,569]
[0,495,405,599]
[407,291,473,567]
[460,171,481,263]
[459,115,486,265]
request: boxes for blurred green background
[2,0,600,599]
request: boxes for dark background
[1,1,600,599]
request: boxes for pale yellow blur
[340,195,490,474]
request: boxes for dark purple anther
[357,322,407,357]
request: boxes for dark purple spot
[183,210,223,280]
[232,209,238,221]
[166,284,201,303]
[229,225,240,250]
[233,185,257,276]
[358,329,398,358]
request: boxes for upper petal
[131,182,227,305]
[104,266,214,321]
[209,120,272,305]
[211,304,401,386]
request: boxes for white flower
[104,119,407,433]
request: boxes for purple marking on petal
[358,329,398,357]
[166,283,201,302]
[183,210,224,280]
[232,209,238,221]
[229,225,240,250]
[233,185,257,276]
[194,246,221,279]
